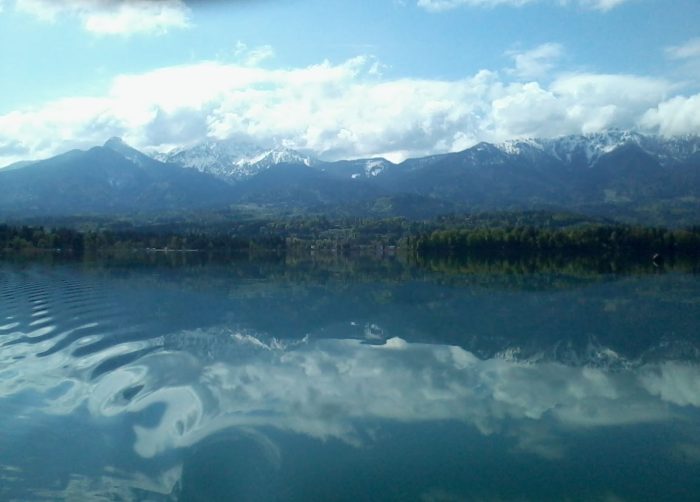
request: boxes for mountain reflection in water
[1,259,699,501]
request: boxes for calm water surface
[1,258,699,501]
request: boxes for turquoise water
[1,259,699,501]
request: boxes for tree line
[412,225,700,259]
[2,214,699,261]
[0,224,284,255]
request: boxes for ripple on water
[28,316,54,327]
[0,265,165,400]
[24,325,56,339]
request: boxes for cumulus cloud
[417,0,631,11]
[507,43,564,80]
[0,53,688,167]
[0,96,121,164]
[640,93,700,137]
[13,0,191,35]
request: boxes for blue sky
[1,0,699,165]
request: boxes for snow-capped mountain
[155,139,316,182]
[154,137,400,182]
[498,130,700,167]
[240,147,315,171]
[2,131,699,224]
[153,131,700,186]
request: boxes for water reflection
[1,261,700,500]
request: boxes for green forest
[2,211,699,265]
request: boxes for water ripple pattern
[0,264,163,397]
[1,262,700,501]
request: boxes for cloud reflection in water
[4,327,697,457]
[2,264,700,500]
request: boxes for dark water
[1,258,700,501]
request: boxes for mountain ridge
[1,131,699,225]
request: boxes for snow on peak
[496,131,699,167]
[497,138,544,156]
[152,130,700,181]
[364,159,389,176]
[155,140,316,181]
[257,147,315,167]
[234,147,315,171]
[542,130,646,165]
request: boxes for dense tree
[1,212,699,263]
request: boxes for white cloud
[486,72,662,138]
[507,43,564,80]
[14,0,191,36]
[666,38,700,60]
[233,41,276,66]
[0,55,688,167]
[417,0,631,11]
[548,73,671,133]
[0,96,120,164]
[640,93,700,137]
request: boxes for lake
[1,256,699,501]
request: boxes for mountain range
[1,131,699,225]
